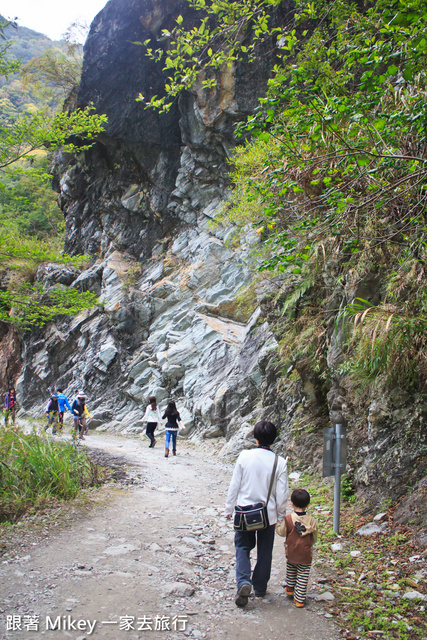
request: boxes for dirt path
[0,431,341,640]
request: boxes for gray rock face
[17,0,289,442]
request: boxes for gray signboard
[323,425,347,477]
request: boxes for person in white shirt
[225,420,288,607]
[140,396,162,448]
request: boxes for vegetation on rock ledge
[143,0,427,393]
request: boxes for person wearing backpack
[45,393,60,435]
[72,391,91,440]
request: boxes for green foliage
[138,0,285,112]
[299,470,426,640]
[0,18,106,174]
[0,105,107,171]
[0,284,98,329]
[0,18,20,77]
[0,426,104,522]
[0,231,97,329]
[214,139,276,229]
[0,229,89,272]
[0,156,64,237]
[20,43,83,108]
[341,472,356,503]
[0,20,83,121]
[341,297,427,389]
[0,20,105,331]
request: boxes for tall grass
[0,426,103,522]
[340,299,427,390]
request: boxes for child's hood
[291,512,318,537]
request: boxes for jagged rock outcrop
[18,0,287,450]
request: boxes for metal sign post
[323,422,347,535]
[333,423,342,535]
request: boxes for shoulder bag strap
[265,454,278,505]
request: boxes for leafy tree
[0,18,20,77]
[0,156,64,238]
[0,231,98,329]
[20,42,83,109]
[0,17,107,175]
[0,105,107,171]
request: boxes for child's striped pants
[286,560,311,603]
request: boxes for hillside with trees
[0,17,106,331]
[0,15,83,121]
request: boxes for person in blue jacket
[56,388,73,432]
[45,393,60,435]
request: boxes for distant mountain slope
[0,15,57,65]
[0,17,82,119]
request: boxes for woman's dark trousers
[234,524,275,595]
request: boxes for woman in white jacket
[141,396,162,448]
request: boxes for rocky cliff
[17,0,287,447]
[8,0,426,539]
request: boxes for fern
[281,274,315,317]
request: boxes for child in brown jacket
[276,488,318,607]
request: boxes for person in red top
[276,488,318,608]
[4,387,17,427]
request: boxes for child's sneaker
[285,587,294,597]
[294,598,305,608]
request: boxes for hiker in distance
[4,387,17,427]
[56,388,73,431]
[45,392,60,435]
[72,391,91,440]
[225,420,288,607]
[140,395,162,448]
[162,400,185,457]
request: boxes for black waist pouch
[234,502,269,531]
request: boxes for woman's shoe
[172,450,176,456]
[165,448,169,457]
